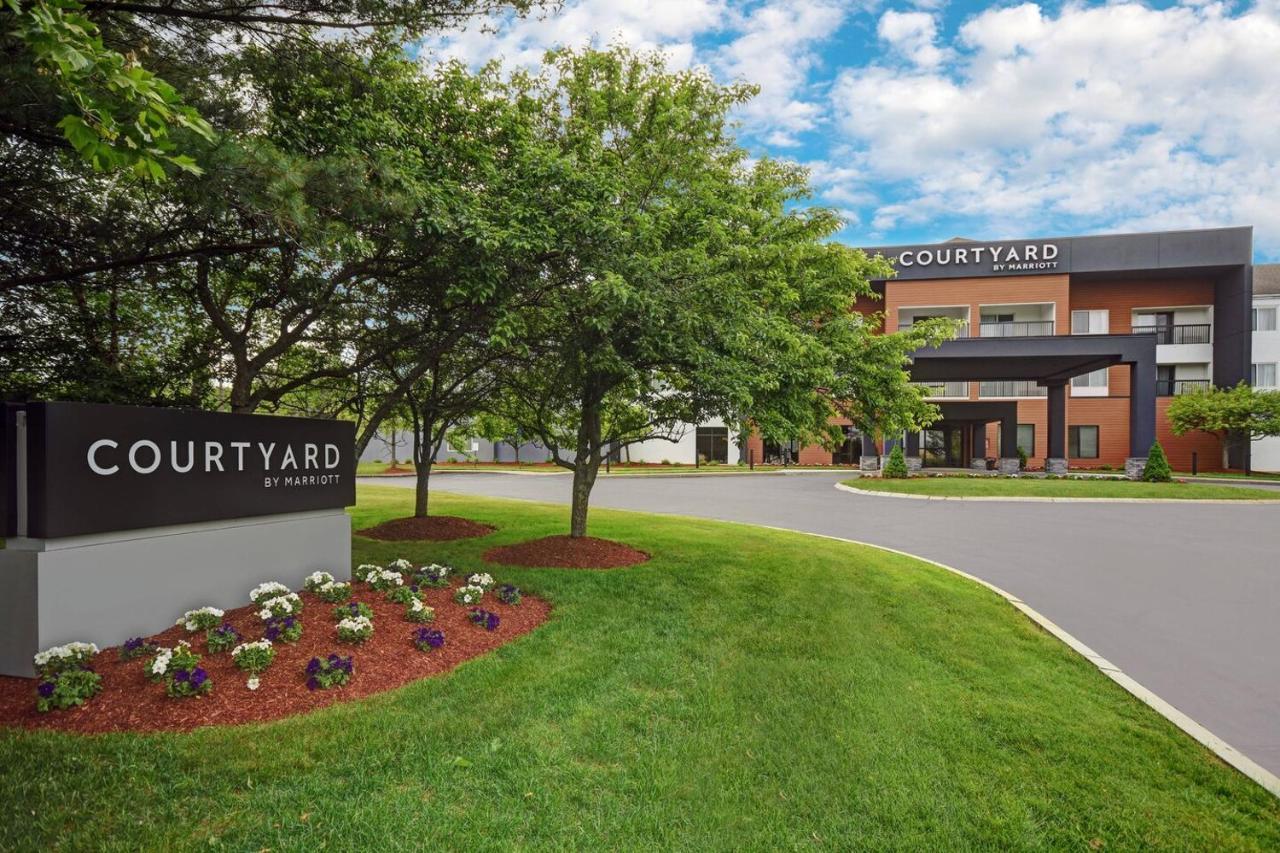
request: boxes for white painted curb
[835,481,1280,505]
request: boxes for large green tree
[1168,381,1280,469]
[495,46,941,539]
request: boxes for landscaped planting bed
[0,565,547,733]
[483,534,649,568]
[357,515,496,541]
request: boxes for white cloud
[830,1,1280,253]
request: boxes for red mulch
[381,465,414,474]
[0,584,548,734]
[484,535,650,569]
[356,515,495,541]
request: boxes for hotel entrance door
[922,426,965,468]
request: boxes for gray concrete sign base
[0,509,351,677]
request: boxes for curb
[835,482,1280,505]
[387,482,1280,800]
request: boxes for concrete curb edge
[834,481,1280,505]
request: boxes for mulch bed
[484,535,650,569]
[0,583,548,735]
[356,515,495,541]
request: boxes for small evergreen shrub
[1142,440,1173,482]
[882,445,909,478]
[1017,446,1028,471]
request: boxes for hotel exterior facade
[635,226,1269,474]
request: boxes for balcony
[979,320,1055,338]
[979,380,1047,398]
[898,321,969,338]
[1133,324,1212,345]
[1156,379,1210,396]
[914,380,969,398]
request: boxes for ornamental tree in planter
[882,445,909,478]
[1142,440,1173,482]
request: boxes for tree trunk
[569,398,603,538]
[414,457,433,517]
[228,369,254,414]
[413,416,449,518]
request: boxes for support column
[998,416,1020,474]
[970,424,987,470]
[1128,358,1157,479]
[1046,381,1067,475]
[859,431,879,472]
[904,431,922,472]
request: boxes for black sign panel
[6,402,354,539]
[863,239,1072,281]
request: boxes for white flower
[336,615,373,632]
[33,641,99,669]
[354,564,380,581]
[467,573,495,589]
[246,675,260,691]
[176,606,224,631]
[258,608,271,620]
[232,639,273,658]
[388,558,413,572]
[454,584,484,604]
[151,648,174,676]
[249,581,290,603]
[257,593,302,620]
[304,571,334,587]
[410,598,425,612]
[318,580,348,593]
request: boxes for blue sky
[420,0,1280,259]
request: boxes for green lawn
[849,476,1280,500]
[1,486,1276,849]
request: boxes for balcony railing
[979,380,1047,397]
[898,321,969,338]
[1156,379,1210,396]
[979,320,1055,337]
[913,380,969,398]
[1133,323,1211,345]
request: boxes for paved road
[361,472,1280,776]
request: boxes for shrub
[150,641,211,698]
[206,623,241,654]
[303,571,335,593]
[1017,445,1029,471]
[336,615,374,644]
[468,608,500,631]
[497,584,522,606]
[249,581,291,605]
[334,601,373,621]
[305,654,353,690]
[882,445,909,479]
[384,585,416,605]
[257,593,303,620]
[33,642,99,677]
[264,616,302,643]
[36,668,102,713]
[1143,440,1173,482]
[415,564,451,588]
[231,639,275,675]
[353,564,381,583]
[386,558,414,574]
[314,580,352,604]
[412,628,445,652]
[119,637,158,661]
[467,572,496,590]
[176,607,225,633]
[454,585,485,605]
[406,597,435,623]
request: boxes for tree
[1142,440,1172,482]
[496,46,939,539]
[882,444,908,478]
[1168,382,1280,469]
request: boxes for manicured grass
[849,475,1280,500]
[1174,470,1280,482]
[1,486,1277,849]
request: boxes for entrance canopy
[905,333,1159,461]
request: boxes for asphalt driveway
[360,471,1280,777]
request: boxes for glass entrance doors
[922,426,965,468]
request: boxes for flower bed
[0,579,549,734]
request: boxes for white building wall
[1252,294,1280,473]
[625,418,742,464]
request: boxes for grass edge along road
[1,485,1276,849]
[846,476,1280,500]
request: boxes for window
[1253,363,1278,388]
[1253,307,1277,332]
[1071,309,1109,335]
[1071,368,1109,391]
[981,313,1015,323]
[995,424,1035,457]
[696,426,729,464]
[1069,426,1099,458]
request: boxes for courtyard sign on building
[897,242,1063,273]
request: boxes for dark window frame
[1069,425,1100,459]
[695,426,730,464]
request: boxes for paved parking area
[361,471,1280,776]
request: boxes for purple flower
[174,669,190,683]
[124,637,144,652]
[414,628,445,650]
[37,680,56,698]
[306,676,319,691]
[468,608,500,631]
[191,668,208,687]
[305,657,321,675]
